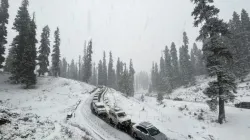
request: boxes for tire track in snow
[78,88,133,140]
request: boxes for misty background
[6,0,250,72]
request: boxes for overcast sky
[6,0,250,73]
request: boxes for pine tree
[0,0,9,68]
[154,63,160,92]
[102,51,107,86]
[234,10,250,81]
[10,0,32,84]
[60,58,67,78]
[4,47,13,72]
[37,25,50,76]
[227,11,248,81]
[151,62,156,91]
[136,71,149,90]
[192,43,206,76]
[196,48,206,75]
[78,55,81,80]
[170,42,179,88]
[191,0,237,124]
[98,60,103,85]
[158,57,168,93]
[190,46,196,75]
[116,58,122,90]
[82,41,87,81]
[164,45,172,91]
[119,64,130,96]
[128,59,135,96]
[157,92,163,104]
[108,51,115,88]
[20,13,37,88]
[83,39,93,83]
[179,32,194,86]
[90,63,97,85]
[69,59,75,79]
[51,27,60,77]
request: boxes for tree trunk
[218,96,225,124]
[218,73,225,124]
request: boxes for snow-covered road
[74,87,134,140]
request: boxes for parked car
[132,122,167,140]
[92,102,107,117]
[93,96,99,101]
[235,102,250,109]
[91,98,99,111]
[108,108,131,129]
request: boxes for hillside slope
[0,73,95,140]
[144,75,250,104]
[104,75,250,140]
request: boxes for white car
[108,108,131,128]
[132,122,168,140]
[93,102,107,116]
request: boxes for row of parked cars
[91,87,168,140]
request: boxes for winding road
[76,87,133,140]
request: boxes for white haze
[6,0,250,72]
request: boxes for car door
[135,126,144,139]
[113,113,118,124]
[140,127,150,140]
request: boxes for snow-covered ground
[144,75,250,104]
[0,73,96,140]
[104,86,250,140]
[0,73,137,140]
[1,72,250,140]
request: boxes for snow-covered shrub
[173,97,183,101]
[61,126,73,138]
[178,105,188,111]
[141,94,145,102]
[197,112,204,121]
[206,99,217,111]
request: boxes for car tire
[133,133,137,138]
[117,123,121,129]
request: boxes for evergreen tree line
[1,0,61,88]
[59,39,93,84]
[59,50,135,97]
[150,32,206,95]
[98,52,135,97]
[135,71,149,91]
[228,9,250,81]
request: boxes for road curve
[78,87,133,140]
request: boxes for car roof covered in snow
[139,122,155,129]
[94,102,105,106]
[115,110,126,114]
[111,107,121,111]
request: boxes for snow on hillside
[104,87,250,140]
[145,75,250,104]
[0,73,95,140]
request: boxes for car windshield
[117,112,126,117]
[147,127,160,136]
[97,105,105,108]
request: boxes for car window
[140,127,148,134]
[147,127,160,136]
[97,105,105,108]
[117,112,126,118]
[136,126,148,134]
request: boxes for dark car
[235,102,250,109]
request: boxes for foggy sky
[6,0,250,73]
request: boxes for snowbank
[0,74,95,140]
[105,88,250,140]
